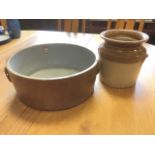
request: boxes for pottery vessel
[99,29,149,88]
[5,43,99,110]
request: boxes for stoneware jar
[98,29,149,88]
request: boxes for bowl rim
[6,43,98,81]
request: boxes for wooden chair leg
[57,19,62,31]
[125,19,135,30]
[64,19,72,32]
[115,19,126,29]
[107,19,112,29]
[138,19,145,31]
[72,19,79,33]
[82,19,86,33]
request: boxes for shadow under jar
[5,43,99,111]
[98,29,149,88]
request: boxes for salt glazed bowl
[5,43,99,110]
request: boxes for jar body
[99,30,149,88]
[99,56,143,88]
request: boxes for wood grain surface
[0,31,155,134]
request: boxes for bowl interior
[8,44,96,78]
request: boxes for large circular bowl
[5,43,99,110]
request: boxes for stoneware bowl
[5,43,99,110]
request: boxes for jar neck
[104,40,142,49]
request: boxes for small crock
[98,29,149,88]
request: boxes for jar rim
[100,29,149,45]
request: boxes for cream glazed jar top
[98,29,149,88]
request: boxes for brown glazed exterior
[5,44,99,111]
[6,65,98,110]
[5,65,98,111]
[99,29,149,63]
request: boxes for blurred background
[1,19,155,44]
